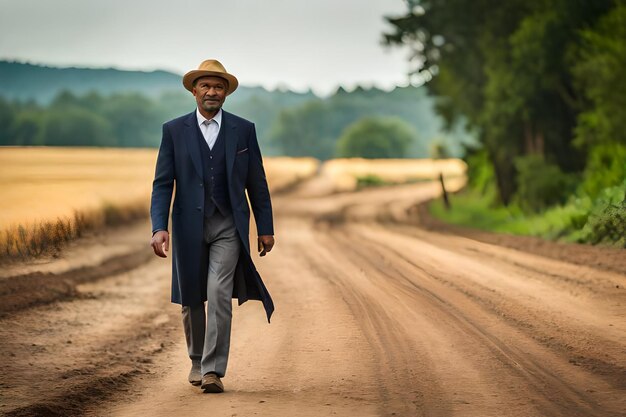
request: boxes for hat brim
[182,70,239,95]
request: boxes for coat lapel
[183,111,203,179]
[223,111,238,180]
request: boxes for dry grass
[0,147,157,229]
[263,157,320,192]
[319,158,467,192]
[0,200,148,262]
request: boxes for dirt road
[1,178,624,417]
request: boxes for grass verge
[355,174,431,190]
[429,184,625,247]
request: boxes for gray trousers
[181,210,240,378]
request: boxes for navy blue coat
[150,110,274,322]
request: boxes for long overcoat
[150,110,274,322]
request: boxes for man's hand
[257,235,275,257]
[151,231,170,258]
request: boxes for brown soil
[0,178,624,417]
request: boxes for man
[150,59,275,393]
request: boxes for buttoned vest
[195,123,231,219]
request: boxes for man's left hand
[257,235,275,257]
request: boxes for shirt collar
[196,108,222,128]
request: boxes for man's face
[192,76,228,114]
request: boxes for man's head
[192,76,228,114]
[183,59,239,96]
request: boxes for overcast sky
[0,0,413,95]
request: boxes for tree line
[0,91,175,148]
[0,85,474,159]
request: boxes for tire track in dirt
[0,250,153,317]
[385,223,626,295]
[299,243,450,417]
[348,224,626,389]
[304,225,531,416]
[334,231,598,416]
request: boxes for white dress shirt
[196,108,222,150]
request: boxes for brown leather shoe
[188,362,202,386]
[201,373,224,393]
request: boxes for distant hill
[0,60,316,106]
[0,61,184,103]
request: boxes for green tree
[102,93,161,147]
[573,3,626,147]
[50,90,82,109]
[0,97,16,145]
[336,117,415,158]
[9,110,43,145]
[383,0,614,205]
[268,101,337,160]
[513,155,577,212]
[430,137,451,159]
[578,143,626,199]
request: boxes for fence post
[439,172,450,210]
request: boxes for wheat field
[0,147,156,229]
[317,157,467,192]
[0,147,320,230]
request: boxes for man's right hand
[151,231,170,258]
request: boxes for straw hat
[182,59,239,95]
